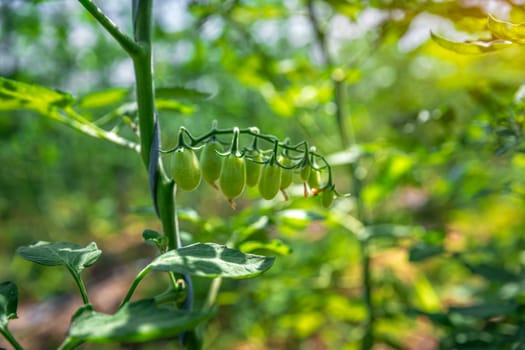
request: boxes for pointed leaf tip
[488,14,525,45]
[430,31,513,54]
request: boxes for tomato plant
[0,2,338,349]
[3,1,525,349]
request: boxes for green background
[1,1,524,349]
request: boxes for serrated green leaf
[488,15,525,45]
[78,88,130,109]
[239,239,292,256]
[16,241,101,274]
[150,243,275,279]
[155,86,210,100]
[0,76,74,111]
[0,282,18,327]
[66,300,213,344]
[430,31,513,54]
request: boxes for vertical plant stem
[0,326,24,350]
[360,240,373,350]
[307,2,373,348]
[132,0,155,168]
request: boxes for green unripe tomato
[258,163,282,200]
[200,140,223,185]
[278,156,294,190]
[246,152,263,187]
[307,168,321,190]
[321,188,334,208]
[172,148,201,191]
[300,163,311,182]
[219,154,246,199]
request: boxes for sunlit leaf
[488,15,525,45]
[277,209,325,222]
[236,216,269,241]
[412,274,441,313]
[231,5,285,24]
[430,32,513,54]
[177,207,202,224]
[363,224,421,241]
[0,76,74,111]
[155,99,195,114]
[65,300,213,344]
[324,0,363,20]
[150,242,274,279]
[78,88,130,109]
[239,239,292,256]
[0,282,18,326]
[16,241,101,274]
[275,209,326,229]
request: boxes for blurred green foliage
[1,0,525,349]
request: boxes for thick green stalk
[157,178,178,251]
[132,1,183,299]
[0,326,24,350]
[132,0,155,168]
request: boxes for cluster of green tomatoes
[166,126,337,209]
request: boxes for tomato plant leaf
[239,239,292,256]
[236,216,269,241]
[64,300,213,344]
[150,243,275,279]
[155,99,195,114]
[488,15,525,45]
[363,224,422,242]
[155,86,210,100]
[0,76,74,111]
[449,301,518,319]
[0,282,18,327]
[430,31,514,54]
[409,243,445,262]
[78,88,130,109]
[142,229,168,251]
[16,241,102,274]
